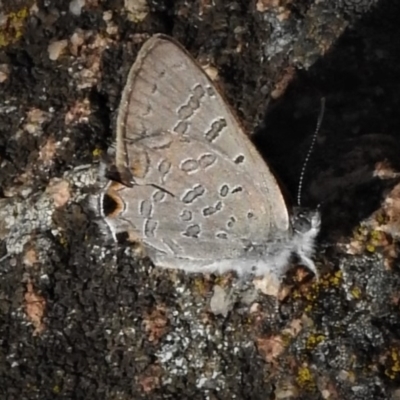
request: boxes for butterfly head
[291,207,321,236]
[288,207,321,278]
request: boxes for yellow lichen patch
[52,385,61,394]
[92,148,102,157]
[0,8,29,48]
[305,333,325,350]
[296,364,316,390]
[304,304,313,313]
[347,216,396,257]
[370,229,387,247]
[276,268,343,317]
[328,270,343,287]
[350,286,362,299]
[298,270,343,314]
[365,229,390,253]
[303,289,318,303]
[384,347,400,379]
[365,243,376,253]
[290,284,318,314]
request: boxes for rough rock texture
[1,0,400,399]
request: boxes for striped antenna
[297,97,326,206]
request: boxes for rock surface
[1,1,400,399]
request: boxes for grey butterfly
[92,34,320,281]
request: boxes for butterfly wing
[105,34,291,270]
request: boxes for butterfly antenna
[296,97,326,206]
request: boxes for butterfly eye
[291,208,314,234]
[294,216,312,234]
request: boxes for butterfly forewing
[111,34,291,266]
